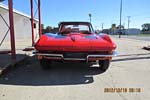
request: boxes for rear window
[61,24,91,32]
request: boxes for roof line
[0,3,38,21]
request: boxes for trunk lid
[35,33,114,52]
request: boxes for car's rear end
[34,22,117,72]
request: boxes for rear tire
[39,58,52,70]
[98,60,110,72]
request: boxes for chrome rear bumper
[33,51,117,62]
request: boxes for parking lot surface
[0,37,150,100]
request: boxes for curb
[0,55,28,76]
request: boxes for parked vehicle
[34,22,117,72]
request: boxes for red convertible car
[34,22,117,71]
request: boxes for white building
[125,28,141,35]
[110,28,141,35]
[0,3,39,50]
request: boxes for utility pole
[119,0,122,38]
[101,23,104,30]
[127,16,131,29]
[89,13,92,23]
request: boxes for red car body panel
[35,33,116,52]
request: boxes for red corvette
[34,22,117,71]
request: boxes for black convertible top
[58,21,93,32]
[58,21,91,27]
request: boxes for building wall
[0,4,39,49]
[125,28,141,35]
[110,29,141,35]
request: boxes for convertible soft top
[58,21,91,26]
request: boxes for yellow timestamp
[104,88,141,93]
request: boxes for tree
[111,24,116,30]
[41,24,45,34]
[111,24,116,34]
[117,25,124,29]
[141,23,150,31]
[44,26,52,33]
[42,25,58,34]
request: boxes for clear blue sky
[1,0,150,29]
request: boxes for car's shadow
[0,56,104,86]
